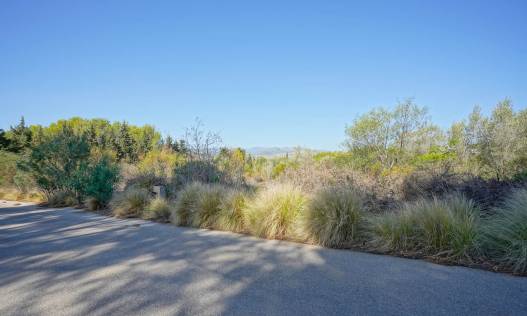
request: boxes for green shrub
[244,184,307,240]
[216,189,248,233]
[111,187,150,218]
[84,156,119,208]
[481,189,527,274]
[171,182,205,226]
[47,190,78,207]
[370,195,480,260]
[303,186,365,248]
[144,198,173,222]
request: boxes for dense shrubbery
[1,99,527,275]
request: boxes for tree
[115,122,137,162]
[392,98,430,161]
[0,129,11,150]
[215,147,247,184]
[344,99,433,170]
[7,116,32,153]
[344,108,394,169]
[21,127,91,199]
[477,99,526,180]
[184,118,222,161]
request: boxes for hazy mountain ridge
[245,147,320,157]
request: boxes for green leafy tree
[21,128,91,199]
[344,99,434,170]
[478,99,526,180]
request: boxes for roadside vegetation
[1,99,526,275]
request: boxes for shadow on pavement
[1,203,526,315]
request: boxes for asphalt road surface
[1,200,526,315]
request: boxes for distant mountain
[245,147,320,157]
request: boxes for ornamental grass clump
[171,182,205,226]
[111,187,150,218]
[481,188,527,274]
[302,186,365,248]
[215,189,248,233]
[370,195,480,261]
[244,184,307,240]
[193,184,227,229]
[47,190,78,207]
[144,198,173,222]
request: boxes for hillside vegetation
[1,99,526,274]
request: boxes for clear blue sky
[1,0,526,150]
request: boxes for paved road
[1,200,526,316]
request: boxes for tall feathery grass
[193,184,226,229]
[370,195,480,260]
[481,188,527,274]
[171,182,205,226]
[111,187,151,218]
[144,198,173,222]
[47,190,78,207]
[244,184,307,240]
[302,186,365,248]
[215,189,248,233]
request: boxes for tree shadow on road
[1,204,526,315]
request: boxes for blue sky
[1,0,526,150]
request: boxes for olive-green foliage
[21,129,120,205]
[138,149,185,179]
[244,184,307,240]
[303,186,365,248]
[144,198,173,222]
[481,189,527,274]
[31,117,161,163]
[22,128,91,199]
[370,195,480,260]
[344,99,433,171]
[111,187,151,218]
[0,150,35,195]
[171,182,205,226]
[216,189,248,233]
[0,151,19,187]
[215,148,247,185]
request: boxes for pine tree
[0,129,11,149]
[8,116,32,153]
[117,122,136,162]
